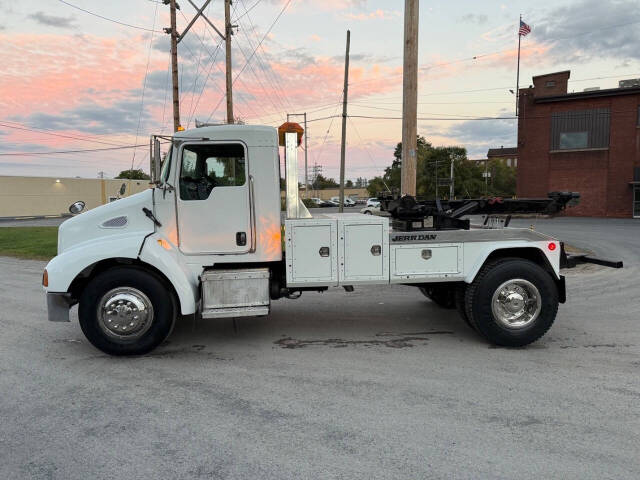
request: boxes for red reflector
[548,242,556,251]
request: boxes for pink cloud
[343,9,401,21]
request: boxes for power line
[0,121,129,146]
[131,0,160,171]
[232,0,263,22]
[236,0,294,113]
[350,114,517,121]
[0,144,148,156]
[207,0,293,122]
[57,0,163,32]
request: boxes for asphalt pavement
[0,216,639,479]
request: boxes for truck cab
[44,123,570,355]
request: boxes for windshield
[160,145,173,184]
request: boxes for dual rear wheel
[420,258,559,347]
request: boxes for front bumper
[47,292,75,322]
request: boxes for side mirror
[150,136,162,183]
[119,183,126,196]
[69,201,85,214]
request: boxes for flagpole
[516,14,522,116]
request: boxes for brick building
[517,70,640,217]
[487,146,518,167]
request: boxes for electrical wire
[0,121,129,147]
[232,0,263,22]
[57,0,163,32]
[206,0,293,122]
[131,0,160,171]
[236,0,294,113]
[0,144,148,156]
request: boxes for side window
[179,143,246,201]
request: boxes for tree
[116,169,150,180]
[368,135,516,199]
[312,174,339,189]
[345,179,354,188]
[486,159,516,197]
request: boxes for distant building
[0,176,149,218]
[487,147,518,167]
[517,70,640,217]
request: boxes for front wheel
[79,267,176,355]
[464,259,559,347]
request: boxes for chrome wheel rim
[491,279,541,329]
[97,287,154,341]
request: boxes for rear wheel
[464,258,558,347]
[79,267,176,355]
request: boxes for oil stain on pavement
[274,331,453,349]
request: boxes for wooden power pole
[169,0,181,132]
[401,0,419,196]
[338,30,350,213]
[225,0,234,124]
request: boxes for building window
[637,106,640,126]
[559,132,588,149]
[551,108,610,151]
[545,80,556,87]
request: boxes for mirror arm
[162,182,175,199]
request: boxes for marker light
[42,269,48,287]
[177,125,185,131]
[157,238,172,250]
[548,242,556,251]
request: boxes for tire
[419,285,456,309]
[464,258,558,347]
[79,267,176,356]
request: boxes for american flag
[519,19,531,36]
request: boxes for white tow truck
[43,123,579,355]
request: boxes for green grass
[0,227,58,260]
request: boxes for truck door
[176,141,251,255]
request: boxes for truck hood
[57,189,155,254]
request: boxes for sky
[1,0,639,180]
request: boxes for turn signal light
[548,242,557,251]
[42,269,48,287]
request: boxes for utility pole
[304,112,308,198]
[338,30,350,213]
[400,0,419,196]
[225,0,234,124]
[435,157,438,199]
[171,0,225,128]
[450,158,455,199]
[169,0,181,132]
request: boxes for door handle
[319,247,330,257]
[236,232,247,246]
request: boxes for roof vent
[619,79,640,88]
